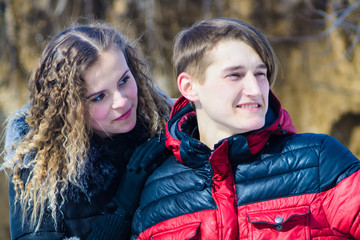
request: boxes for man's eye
[255,71,266,77]
[227,73,244,79]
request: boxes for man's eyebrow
[222,63,267,72]
[257,63,267,69]
[222,65,245,72]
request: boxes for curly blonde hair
[2,21,172,231]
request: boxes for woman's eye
[118,76,129,86]
[91,93,105,102]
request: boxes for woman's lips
[114,108,132,121]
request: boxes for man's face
[193,40,269,145]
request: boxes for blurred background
[0,0,360,239]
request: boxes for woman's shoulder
[5,103,31,148]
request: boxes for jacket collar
[165,91,297,166]
[66,122,149,202]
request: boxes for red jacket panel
[131,93,360,239]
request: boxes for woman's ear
[177,72,199,102]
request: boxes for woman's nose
[112,91,127,109]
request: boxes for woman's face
[83,48,138,138]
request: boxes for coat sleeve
[5,106,68,240]
[4,104,30,160]
[8,181,67,240]
[319,135,360,238]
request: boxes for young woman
[2,21,172,239]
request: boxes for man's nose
[243,73,261,96]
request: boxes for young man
[131,18,360,239]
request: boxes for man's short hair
[173,17,278,86]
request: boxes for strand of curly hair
[126,44,171,136]
[8,52,91,231]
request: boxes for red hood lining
[166,91,297,158]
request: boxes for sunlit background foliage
[0,0,359,238]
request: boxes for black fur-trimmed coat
[5,104,149,239]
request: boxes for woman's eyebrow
[86,69,130,99]
[87,91,102,99]
[118,69,130,81]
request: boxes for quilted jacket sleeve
[5,105,68,240]
[319,135,360,238]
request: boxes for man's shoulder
[281,133,328,149]
[147,155,188,182]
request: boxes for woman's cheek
[89,106,109,122]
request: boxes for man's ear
[177,72,199,102]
